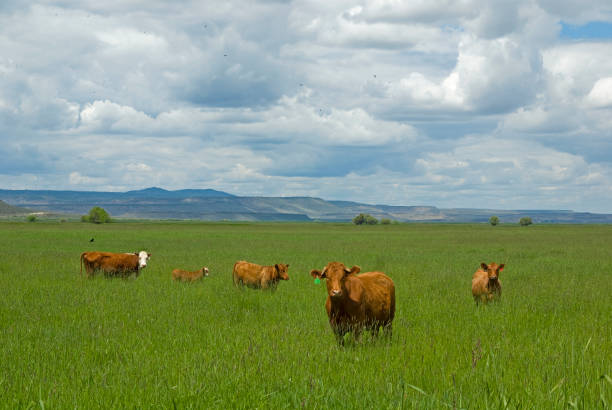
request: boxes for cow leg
[331,322,347,346]
[335,331,345,346]
[332,326,346,346]
[494,288,501,300]
[383,322,392,340]
[352,325,363,344]
[367,323,379,339]
[232,272,241,287]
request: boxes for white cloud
[125,163,153,172]
[543,42,612,101]
[585,77,612,108]
[96,28,168,50]
[381,33,543,115]
[500,106,582,134]
[1,0,612,212]
[346,0,479,24]
[79,100,154,132]
[69,171,107,186]
[537,0,612,24]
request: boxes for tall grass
[0,222,610,408]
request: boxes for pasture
[0,221,610,408]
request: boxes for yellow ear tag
[314,278,321,284]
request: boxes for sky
[1,1,612,212]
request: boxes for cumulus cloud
[79,100,154,132]
[585,77,612,108]
[384,33,543,114]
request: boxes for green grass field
[0,221,610,408]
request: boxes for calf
[80,251,150,278]
[310,261,395,345]
[232,260,289,289]
[472,262,505,304]
[172,267,209,282]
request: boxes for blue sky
[561,21,612,38]
[1,1,612,212]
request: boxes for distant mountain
[1,188,611,223]
[0,200,31,215]
[124,187,235,198]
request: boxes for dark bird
[224,54,228,57]
[89,238,94,242]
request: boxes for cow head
[274,264,290,280]
[137,251,151,269]
[202,267,209,277]
[480,262,504,283]
[310,262,360,299]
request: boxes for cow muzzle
[330,289,342,298]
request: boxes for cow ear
[148,253,152,258]
[310,269,322,279]
[345,265,360,275]
[480,262,488,271]
[275,264,280,272]
[498,264,505,271]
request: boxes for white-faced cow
[80,251,150,278]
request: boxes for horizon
[2,2,612,213]
[0,186,603,214]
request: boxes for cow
[310,261,395,345]
[232,260,289,289]
[80,251,151,278]
[172,267,209,282]
[472,262,505,305]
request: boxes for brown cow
[172,267,209,282]
[232,260,289,289]
[310,261,395,345]
[80,251,151,278]
[472,262,505,304]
